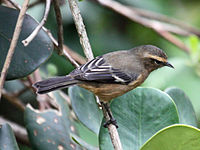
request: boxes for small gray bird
[33,45,173,102]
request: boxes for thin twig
[0,116,30,146]
[155,30,189,53]
[67,0,122,149]
[5,0,82,67]
[68,0,94,61]
[13,87,29,97]
[22,0,51,46]
[132,7,200,36]
[53,0,64,55]
[92,0,191,52]
[4,0,21,10]
[0,0,30,100]
[63,45,86,65]
[2,89,25,111]
[42,27,81,67]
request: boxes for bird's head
[134,45,174,72]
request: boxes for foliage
[0,124,19,150]
[1,0,200,150]
[0,6,53,80]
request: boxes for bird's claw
[103,118,118,128]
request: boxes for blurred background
[38,0,200,121]
[14,0,200,127]
[1,0,200,149]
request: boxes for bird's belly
[78,82,140,102]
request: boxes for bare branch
[92,0,192,52]
[68,0,94,60]
[67,1,122,149]
[101,102,123,150]
[155,30,189,53]
[42,27,81,67]
[0,0,30,100]
[13,87,29,97]
[2,89,25,111]
[22,0,51,46]
[53,0,64,55]
[5,0,82,67]
[132,7,200,36]
[4,0,21,10]
[63,45,86,65]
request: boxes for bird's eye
[154,60,162,65]
[151,58,162,65]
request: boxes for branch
[132,7,200,36]
[155,30,189,53]
[68,0,94,60]
[92,0,192,53]
[43,27,81,67]
[4,0,21,10]
[53,0,64,55]
[5,0,82,67]
[101,102,123,150]
[0,117,29,146]
[67,0,122,149]
[22,0,51,46]
[2,90,25,111]
[63,45,86,65]
[0,0,30,100]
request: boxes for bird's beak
[164,62,174,68]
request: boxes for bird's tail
[33,75,79,94]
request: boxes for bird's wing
[71,56,139,84]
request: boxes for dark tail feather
[33,75,79,94]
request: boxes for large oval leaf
[0,123,19,150]
[99,88,179,150]
[165,87,198,127]
[0,5,53,80]
[141,124,200,150]
[69,86,103,134]
[144,58,200,122]
[24,91,81,150]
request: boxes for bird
[33,45,173,127]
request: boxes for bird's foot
[103,118,118,128]
[101,102,119,128]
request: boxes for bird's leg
[101,102,118,128]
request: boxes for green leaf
[0,5,53,80]
[189,35,199,54]
[69,86,103,134]
[71,133,98,150]
[99,87,179,150]
[24,91,81,150]
[187,35,200,65]
[47,63,58,76]
[165,87,198,127]
[144,58,200,123]
[0,123,19,150]
[141,124,200,150]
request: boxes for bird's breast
[78,73,147,102]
